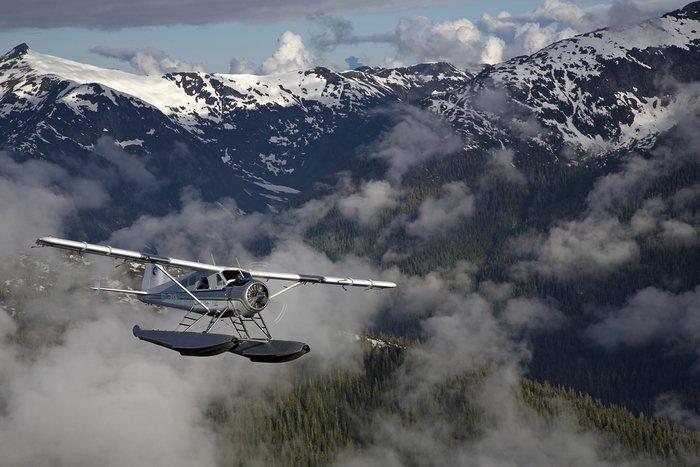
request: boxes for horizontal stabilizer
[92,287,148,295]
[133,326,237,356]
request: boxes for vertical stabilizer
[142,264,168,291]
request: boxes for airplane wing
[35,236,397,289]
[248,270,396,289]
[35,236,221,272]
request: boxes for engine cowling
[242,281,269,316]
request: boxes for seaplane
[34,236,396,363]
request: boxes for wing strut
[268,282,303,300]
[154,264,215,332]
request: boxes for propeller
[248,260,288,323]
[246,282,269,310]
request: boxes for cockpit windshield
[222,269,250,286]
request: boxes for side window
[196,277,209,290]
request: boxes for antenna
[210,252,217,266]
[236,257,242,269]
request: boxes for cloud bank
[2,0,460,30]
[309,0,686,69]
[91,46,204,75]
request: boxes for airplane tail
[142,263,168,292]
[141,244,168,291]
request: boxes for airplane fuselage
[140,270,269,319]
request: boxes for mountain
[0,45,469,217]
[1,2,698,222]
[428,1,700,157]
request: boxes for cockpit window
[196,277,209,290]
[222,269,249,286]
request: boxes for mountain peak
[667,1,700,18]
[3,43,29,60]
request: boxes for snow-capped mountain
[429,2,700,156]
[0,2,699,228]
[0,45,468,213]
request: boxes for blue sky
[0,0,684,73]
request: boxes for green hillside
[207,346,700,465]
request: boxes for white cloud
[407,182,474,238]
[261,31,315,74]
[337,180,399,226]
[654,393,700,431]
[368,105,463,183]
[91,46,204,75]
[517,215,639,278]
[0,152,109,257]
[530,0,585,24]
[94,137,160,192]
[514,22,567,55]
[586,285,700,356]
[307,0,686,68]
[481,35,505,65]
[228,57,257,74]
[393,16,484,67]
[481,147,526,185]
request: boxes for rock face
[0,3,698,221]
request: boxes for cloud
[337,180,400,226]
[1,0,460,29]
[228,57,257,74]
[0,168,231,467]
[481,0,683,35]
[500,297,565,333]
[514,94,700,280]
[0,304,220,467]
[518,215,639,278]
[368,105,462,183]
[310,14,357,52]
[261,31,316,74]
[513,22,576,55]
[530,0,585,24]
[0,151,404,464]
[480,35,505,65]
[406,182,474,238]
[91,46,204,75]
[480,147,526,185]
[94,136,161,192]
[306,1,686,69]
[586,285,700,353]
[654,393,700,431]
[630,198,698,245]
[0,152,109,258]
[605,0,655,27]
[0,148,650,467]
[344,55,364,69]
[393,16,483,66]
[230,31,317,75]
[335,262,610,466]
